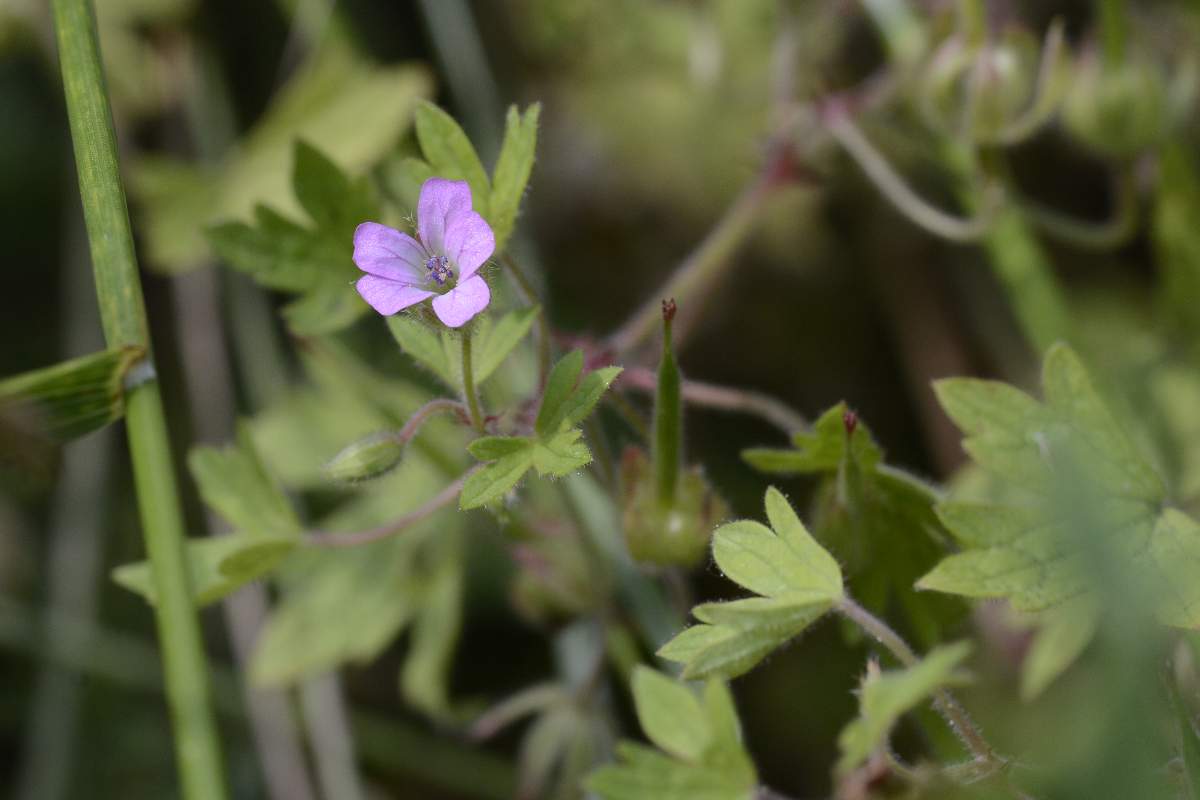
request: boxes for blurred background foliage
[5,0,1200,798]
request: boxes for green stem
[608,178,771,353]
[836,598,999,767]
[50,2,227,798]
[461,330,485,431]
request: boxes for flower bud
[1063,51,1169,157]
[919,27,1049,145]
[323,432,404,483]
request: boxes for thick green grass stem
[51,1,227,797]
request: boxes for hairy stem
[837,597,998,766]
[306,470,475,547]
[620,367,806,435]
[391,398,468,443]
[825,109,1001,242]
[461,330,485,431]
[51,1,227,797]
[608,177,773,354]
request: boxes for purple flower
[353,178,494,328]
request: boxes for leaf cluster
[658,487,844,680]
[461,350,621,509]
[586,667,757,800]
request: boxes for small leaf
[414,101,491,220]
[189,425,301,538]
[113,533,297,607]
[701,680,745,756]
[586,742,746,800]
[661,598,830,681]
[1020,600,1100,700]
[762,487,844,598]
[0,346,144,442]
[468,435,532,460]
[401,531,464,718]
[460,447,535,509]
[132,56,431,274]
[535,350,584,437]
[490,104,540,248]
[660,488,842,680]
[742,402,880,475]
[631,666,711,761]
[207,142,377,335]
[117,428,303,607]
[251,461,457,685]
[293,140,373,229]
[561,366,623,430]
[836,642,973,775]
[531,429,592,477]
[743,405,958,646]
[387,315,457,386]
[474,306,540,383]
[585,669,757,800]
[281,281,369,336]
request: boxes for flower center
[425,255,454,286]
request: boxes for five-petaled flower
[353,178,494,328]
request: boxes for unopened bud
[324,432,404,483]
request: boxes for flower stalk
[836,597,999,768]
[461,330,485,431]
[608,177,772,354]
[50,1,227,797]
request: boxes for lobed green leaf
[460,447,535,509]
[535,350,584,437]
[414,101,491,220]
[631,666,711,761]
[836,642,973,775]
[114,533,298,607]
[490,103,541,248]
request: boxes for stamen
[425,255,454,286]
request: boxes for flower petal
[442,208,495,279]
[418,178,473,254]
[353,222,426,283]
[356,275,435,315]
[431,275,490,328]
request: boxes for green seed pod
[323,432,405,483]
[1063,51,1169,157]
[620,447,728,568]
[653,299,682,506]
